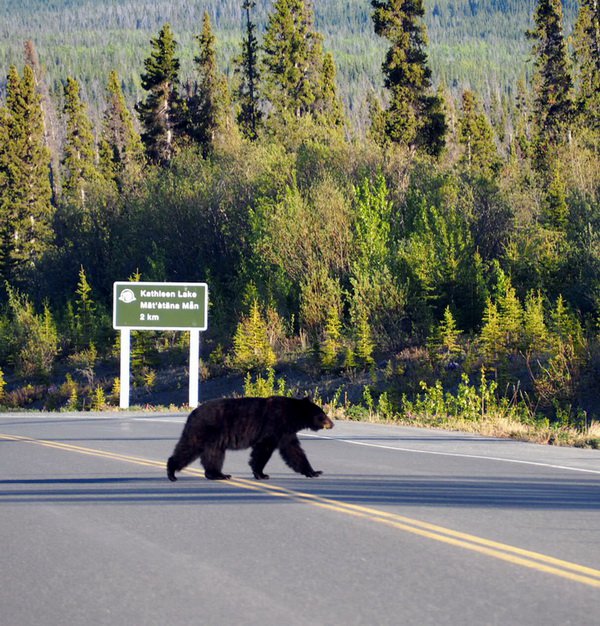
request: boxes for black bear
[167,396,334,481]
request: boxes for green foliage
[458,90,501,178]
[429,306,462,364]
[100,70,145,189]
[244,366,289,397]
[187,12,234,154]
[261,0,343,131]
[0,367,6,403]
[3,284,59,379]
[136,23,182,164]
[572,0,600,150]
[528,0,574,167]
[232,299,277,371]
[71,266,97,350]
[402,368,532,423]
[62,76,102,205]
[320,303,343,371]
[0,65,54,287]
[371,0,447,154]
[91,385,107,411]
[234,1,263,140]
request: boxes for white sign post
[113,282,208,409]
[188,329,200,408]
[119,328,131,409]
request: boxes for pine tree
[498,282,523,353]
[354,304,375,367]
[542,166,568,230]
[187,12,232,154]
[100,70,145,189]
[262,0,332,124]
[321,303,343,371]
[528,0,573,165]
[0,65,54,286]
[62,77,101,206]
[523,290,549,354]
[479,298,503,362]
[436,306,462,361]
[371,0,447,155]
[572,0,600,148]
[314,52,346,128]
[136,23,182,164]
[458,90,500,178]
[232,299,277,371]
[73,265,97,350]
[234,0,263,140]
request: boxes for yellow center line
[3,432,600,588]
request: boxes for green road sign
[113,282,208,330]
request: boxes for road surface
[1,411,599,625]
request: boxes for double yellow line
[3,432,600,588]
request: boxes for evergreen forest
[0,0,599,447]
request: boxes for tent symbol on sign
[119,289,136,304]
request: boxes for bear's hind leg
[167,445,200,482]
[249,437,277,479]
[278,434,322,478]
[200,448,231,480]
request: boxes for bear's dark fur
[167,396,334,481]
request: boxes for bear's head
[301,397,334,431]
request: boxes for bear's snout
[321,416,334,430]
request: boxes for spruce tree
[479,298,503,363]
[523,290,549,354]
[262,0,338,126]
[528,0,573,165]
[572,0,600,148]
[187,12,232,154]
[0,65,54,286]
[371,0,447,155]
[232,299,276,371]
[62,77,101,206]
[100,70,145,189]
[234,0,263,140]
[136,23,182,164]
[314,52,346,128]
[458,90,500,178]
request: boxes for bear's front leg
[278,435,323,478]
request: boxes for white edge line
[304,433,600,475]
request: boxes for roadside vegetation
[1,1,599,450]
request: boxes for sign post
[113,282,208,409]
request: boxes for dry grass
[331,405,600,449]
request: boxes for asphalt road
[1,411,599,626]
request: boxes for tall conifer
[458,90,500,178]
[572,0,600,147]
[371,0,447,155]
[262,0,340,126]
[136,23,181,164]
[234,0,263,140]
[62,77,100,206]
[100,70,145,189]
[528,0,573,164]
[187,12,232,154]
[0,65,54,286]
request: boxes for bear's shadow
[1,474,599,510]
